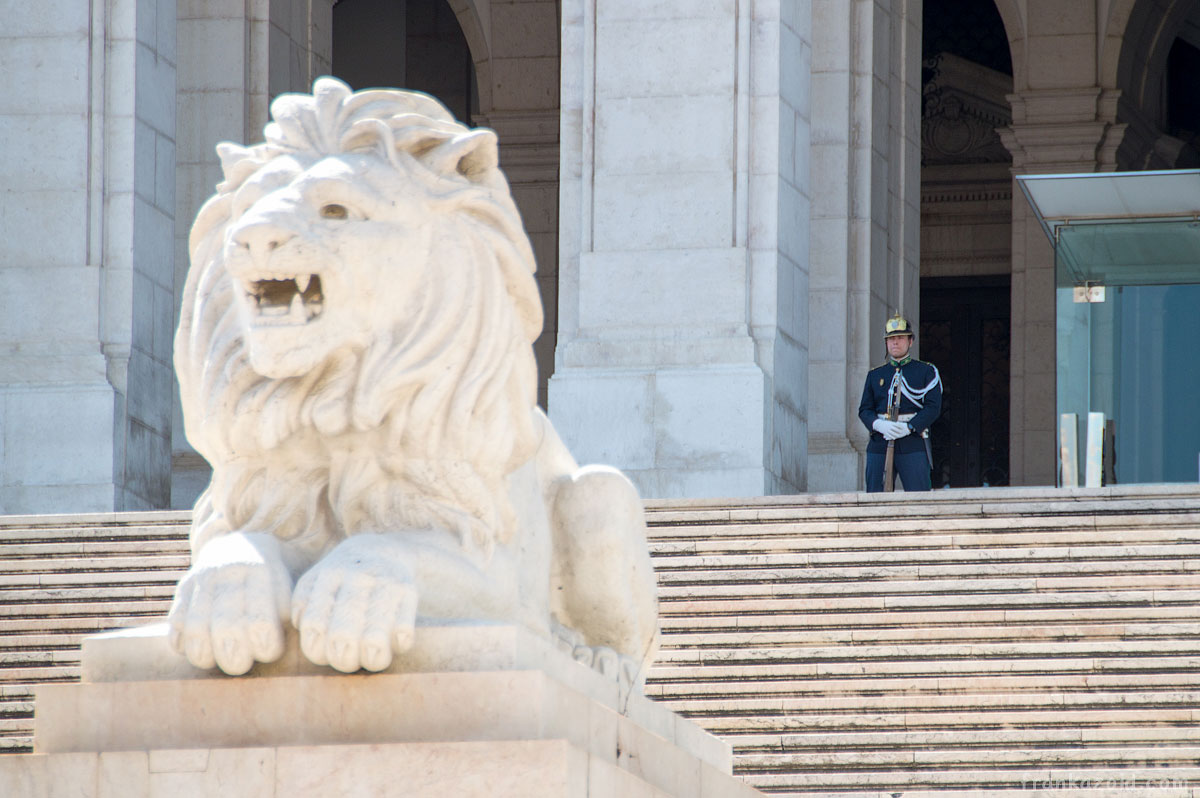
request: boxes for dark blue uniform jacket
[857,358,942,456]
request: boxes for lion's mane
[176,78,543,563]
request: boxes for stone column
[472,0,562,408]
[173,0,333,507]
[552,1,811,497]
[999,90,1124,485]
[0,1,175,512]
[805,0,921,492]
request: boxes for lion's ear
[427,130,499,182]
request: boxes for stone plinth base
[0,624,761,797]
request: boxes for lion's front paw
[167,532,293,676]
[291,534,419,673]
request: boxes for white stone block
[657,467,766,498]
[595,20,735,99]
[0,115,88,191]
[654,367,765,469]
[808,217,849,286]
[179,19,249,92]
[780,182,810,265]
[750,249,780,330]
[548,371,655,469]
[748,173,779,248]
[593,172,732,251]
[2,385,114,486]
[0,193,89,267]
[135,0,158,48]
[597,0,736,23]
[157,0,177,65]
[578,249,746,330]
[808,143,849,220]
[0,267,100,341]
[135,42,177,134]
[780,32,810,116]
[596,95,733,176]
[0,37,89,115]
[811,0,851,71]
[807,360,851,430]
[133,196,175,282]
[155,132,176,212]
[135,119,158,201]
[6,2,91,36]
[748,96,780,177]
[749,19,781,98]
[809,71,849,144]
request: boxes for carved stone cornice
[922,53,1013,166]
[998,88,1126,171]
[474,110,559,183]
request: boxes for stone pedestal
[0,624,760,797]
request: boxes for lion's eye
[320,203,349,220]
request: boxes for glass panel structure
[1018,171,1200,485]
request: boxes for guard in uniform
[857,314,942,492]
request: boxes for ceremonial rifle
[883,372,902,492]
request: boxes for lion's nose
[230,219,296,264]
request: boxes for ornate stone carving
[922,53,1013,166]
[169,77,659,686]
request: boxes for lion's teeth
[296,274,311,294]
[288,292,305,321]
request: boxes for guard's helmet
[884,314,914,338]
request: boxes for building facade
[2,0,1198,511]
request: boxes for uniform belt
[876,412,929,438]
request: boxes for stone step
[663,690,1200,718]
[740,745,1200,769]
[658,604,1200,627]
[653,636,1200,660]
[694,707,1200,734]
[0,616,164,635]
[0,569,187,589]
[0,586,176,605]
[648,512,1200,540]
[726,725,1200,751]
[0,539,189,559]
[656,575,1200,599]
[657,544,1200,569]
[658,561,1200,588]
[0,599,172,619]
[0,555,189,574]
[657,620,1200,643]
[657,592,1200,618]
[645,671,1200,697]
[654,658,1200,684]
[740,766,1200,794]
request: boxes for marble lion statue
[170,77,659,685]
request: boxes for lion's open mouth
[242,274,324,324]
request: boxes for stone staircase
[0,487,1198,796]
[0,511,190,752]
[643,485,1200,796]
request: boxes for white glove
[872,419,910,440]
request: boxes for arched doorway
[331,0,478,123]
[919,0,1014,487]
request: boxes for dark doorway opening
[920,276,1011,488]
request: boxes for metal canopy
[1016,169,1200,244]
[1016,170,1200,286]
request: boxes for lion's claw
[291,534,419,673]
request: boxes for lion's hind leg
[550,465,661,686]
